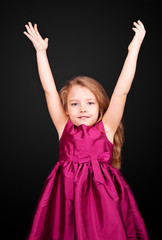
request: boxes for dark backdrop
[1,2,161,239]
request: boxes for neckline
[60,119,114,146]
[72,119,97,129]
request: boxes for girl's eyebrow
[86,98,96,101]
[69,99,79,102]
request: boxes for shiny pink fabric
[26,120,149,240]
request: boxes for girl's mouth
[78,116,90,119]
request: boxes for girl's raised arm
[24,22,68,138]
[103,20,146,142]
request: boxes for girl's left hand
[128,20,146,52]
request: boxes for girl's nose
[80,109,86,113]
[80,104,87,112]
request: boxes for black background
[1,2,161,239]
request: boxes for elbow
[122,91,129,96]
[44,85,58,96]
[114,89,129,98]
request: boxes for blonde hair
[59,75,124,170]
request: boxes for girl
[24,21,149,239]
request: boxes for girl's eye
[71,103,78,106]
[88,102,94,105]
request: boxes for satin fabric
[26,119,149,240]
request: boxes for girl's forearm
[36,51,57,94]
[113,49,139,96]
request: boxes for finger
[34,24,41,36]
[132,27,138,34]
[44,38,49,44]
[23,31,35,41]
[137,20,145,30]
[28,22,36,35]
[25,24,35,36]
[133,22,141,31]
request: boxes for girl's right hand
[24,22,48,52]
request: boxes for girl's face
[66,85,99,126]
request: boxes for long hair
[59,75,124,170]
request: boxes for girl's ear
[65,106,69,115]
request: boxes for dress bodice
[58,119,114,184]
[59,119,113,163]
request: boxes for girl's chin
[72,117,97,126]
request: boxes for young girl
[24,21,149,240]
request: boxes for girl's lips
[78,116,90,119]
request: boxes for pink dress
[26,119,149,240]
